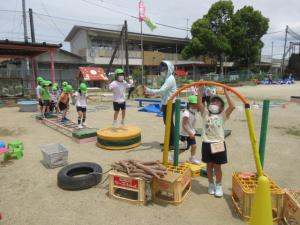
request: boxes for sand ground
[0,82,300,225]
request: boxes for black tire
[57,162,102,190]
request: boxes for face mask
[160,71,167,77]
[208,104,220,114]
[118,76,124,82]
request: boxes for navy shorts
[42,100,50,107]
[202,142,228,164]
[113,102,126,111]
[38,99,43,106]
[58,102,67,111]
[76,106,87,112]
[180,136,196,150]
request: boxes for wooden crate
[152,164,191,206]
[283,189,300,225]
[232,172,285,222]
[108,170,146,205]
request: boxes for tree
[229,6,269,66]
[182,0,234,75]
[182,1,269,74]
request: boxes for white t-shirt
[109,80,131,103]
[36,85,42,98]
[74,91,88,107]
[180,109,197,137]
[202,111,228,143]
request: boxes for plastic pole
[163,100,172,165]
[245,107,263,177]
[173,99,181,166]
[259,99,270,168]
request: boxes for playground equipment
[96,126,141,150]
[160,81,275,223]
[291,96,300,104]
[259,100,270,168]
[4,140,24,161]
[36,115,97,144]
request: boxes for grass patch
[0,127,27,136]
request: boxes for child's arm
[108,82,115,90]
[182,117,195,139]
[224,88,235,118]
[197,86,205,114]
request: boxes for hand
[198,86,204,94]
[189,134,195,139]
[224,88,229,95]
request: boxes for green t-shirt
[41,88,50,100]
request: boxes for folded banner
[144,17,157,31]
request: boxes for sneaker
[189,156,201,165]
[215,183,223,197]
[112,121,118,129]
[121,120,125,127]
[78,124,83,129]
[208,182,215,195]
[82,122,87,127]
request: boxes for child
[36,76,44,115]
[73,83,94,129]
[50,85,59,114]
[41,80,51,118]
[109,68,132,128]
[169,95,201,164]
[198,86,235,197]
[58,84,72,123]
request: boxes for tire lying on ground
[57,162,102,190]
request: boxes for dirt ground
[0,82,300,225]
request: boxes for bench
[135,98,187,107]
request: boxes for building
[64,25,218,79]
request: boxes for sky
[0,0,300,59]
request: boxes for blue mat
[138,104,163,117]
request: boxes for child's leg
[207,162,214,183]
[77,111,82,125]
[82,112,86,124]
[121,109,125,120]
[114,110,119,120]
[190,144,197,157]
[213,163,222,184]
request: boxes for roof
[65,25,189,44]
[78,67,108,81]
[0,40,62,58]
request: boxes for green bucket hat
[115,68,124,75]
[188,95,197,104]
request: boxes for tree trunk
[219,53,225,75]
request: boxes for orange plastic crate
[232,172,284,222]
[152,164,191,206]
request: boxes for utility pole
[29,8,37,80]
[22,0,29,42]
[140,21,144,84]
[29,8,35,42]
[124,20,129,77]
[282,25,288,74]
[185,18,189,39]
[271,41,273,71]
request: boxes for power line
[39,0,66,37]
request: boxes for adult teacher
[144,60,177,149]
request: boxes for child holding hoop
[198,86,235,197]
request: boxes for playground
[0,82,300,225]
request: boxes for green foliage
[182,1,269,70]
[229,6,269,66]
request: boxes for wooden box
[232,172,284,222]
[283,189,300,225]
[152,164,191,206]
[108,170,146,205]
